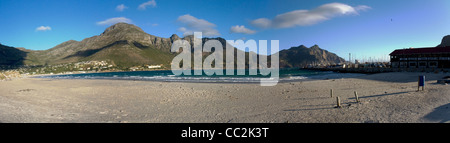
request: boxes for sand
[0,72,449,123]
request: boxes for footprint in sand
[17,89,36,92]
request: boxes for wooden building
[390,47,450,68]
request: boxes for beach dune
[0,72,449,123]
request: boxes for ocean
[35,69,365,83]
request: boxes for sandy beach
[0,72,449,123]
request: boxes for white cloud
[178,27,187,32]
[96,17,132,26]
[251,3,371,29]
[355,5,372,11]
[116,4,128,12]
[176,14,220,37]
[138,0,157,10]
[230,25,256,34]
[177,27,190,35]
[36,26,51,31]
[250,18,272,29]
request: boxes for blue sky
[1,0,450,61]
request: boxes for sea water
[35,69,365,83]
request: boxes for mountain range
[0,23,345,70]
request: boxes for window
[418,62,427,67]
[400,62,407,67]
[428,57,438,60]
[391,62,399,68]
[418,57,427,60]
[409,62,417,68]
[428,61,438,67]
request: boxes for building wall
[390,54,450,68]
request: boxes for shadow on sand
[423,103,450,123]
[349,91,412,99]
[283,104,335,111]
[283,107,333,111]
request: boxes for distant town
[0,61,164,80]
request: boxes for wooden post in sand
[336,96,341,108]
[418,76,420,91]
[354,91,360,103]
[330,89,333,98]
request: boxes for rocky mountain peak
[101,23,144,35]
[438,35,450,47]
[170,34,180,42]
[311,44,320,49]
[290,45,308,50]
[170,34,179,39]
[279,44,345,68]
